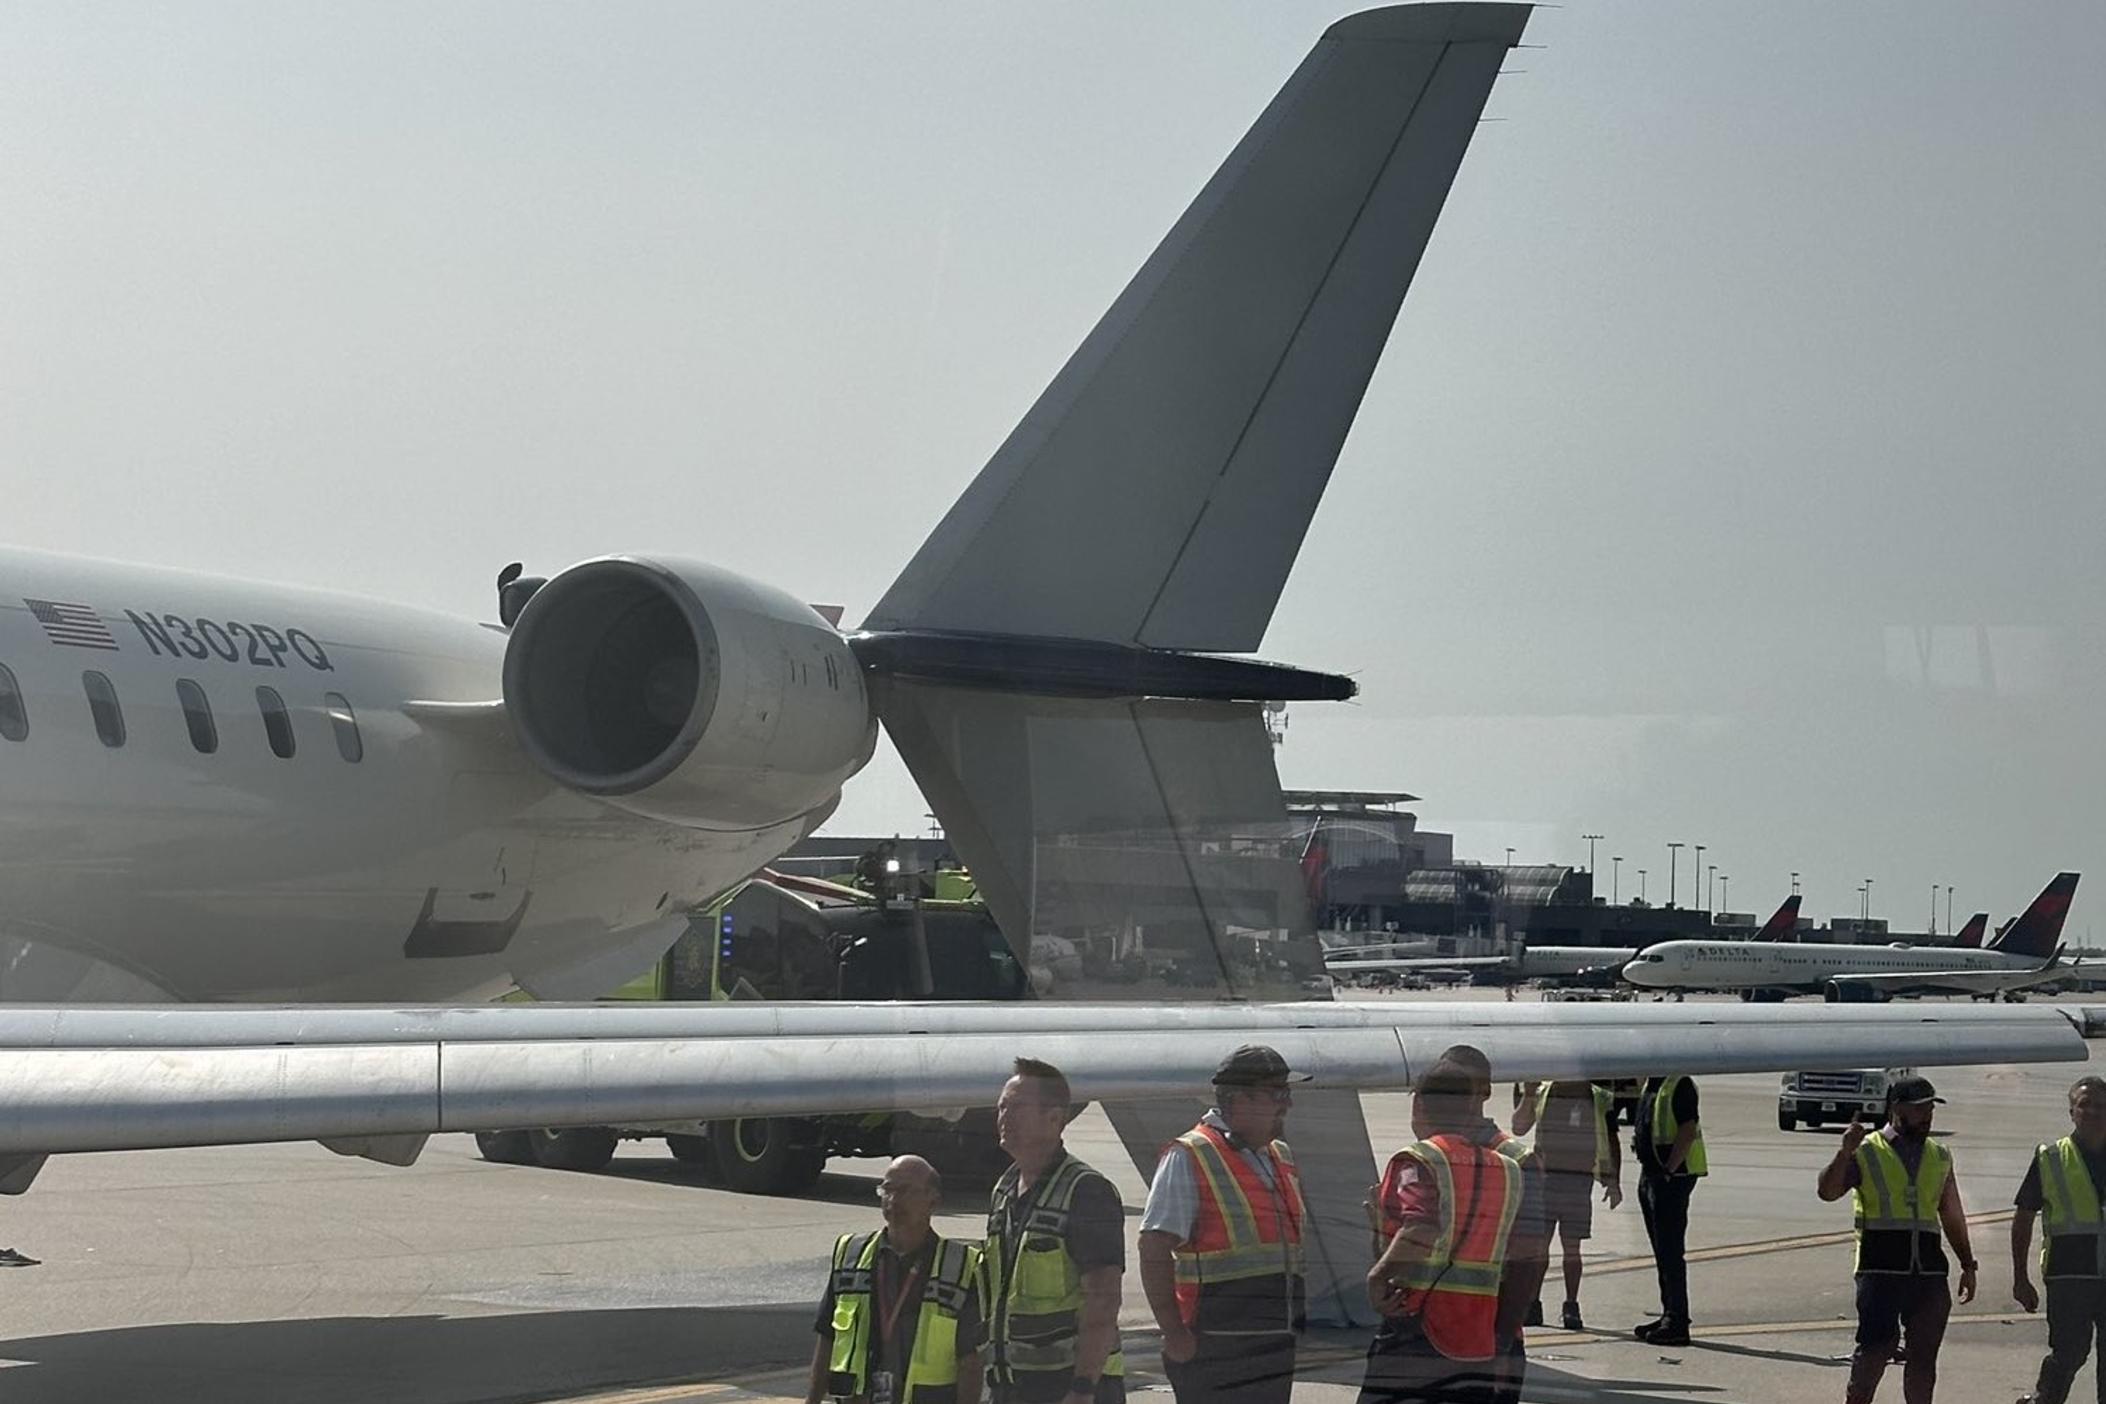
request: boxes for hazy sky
[4,3,2101,933]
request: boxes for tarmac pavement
[0,993,2094,1403]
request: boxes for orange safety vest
[1377,1134,1522,1362]
[1171,1122,1307,1335]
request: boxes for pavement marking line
[1586,1207,2018,1276]
[1532,1308,2042,1348]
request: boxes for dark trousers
[1163,1332,1296,1404]
[1638,1173,1696,1325]
[1355,1320,1499,1404]
[1846,1273,1950,1404]
[2031,1277,2106,1404]
[1490,1337,1524,1404]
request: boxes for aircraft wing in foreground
[0,998,2097,1164]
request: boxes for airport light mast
[1638,868,1648,903]
[1695,844,1706,911]
[1719,874,1729,914]
[1666,842,1684,908]
[1612,857,1623,903]
[1582,833,1604,874]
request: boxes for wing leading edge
[0,999,2093,1160]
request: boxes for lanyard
[877,1251,926,1345]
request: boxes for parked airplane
[1953,912,1989,949]
[1621,874,2082,1002]
[1327,895,1806,985]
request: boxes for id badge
[870,1369,895,1404]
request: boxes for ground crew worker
[1357,1058,1541,1404]
[1437,1044,1543,1404]
[1139,1044,1311,1404]
[1513,1079,1622,1331]
[1634,1073,1705,1344]
[2012,1074,2106,1404]
[1815,1075,1977,1403]
[807,1155,985,1404]
[986,1058,1126,1404]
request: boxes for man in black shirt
[808,1155,985,1404]
[1634,1074,1705,1345]
[986,1058,1126,1404]
[2013,1075,2106,1404]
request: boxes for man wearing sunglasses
[1139,1044,1312,1404]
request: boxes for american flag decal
[25,599,119,651]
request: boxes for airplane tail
[850,6,1533,1330]
[1988,873,2081,959]
[1753,894,1802,941]
[1953,912,1988,949]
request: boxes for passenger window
[255,685,295,759]
[82,670,125,748]
[0,663,25,741]
[323,692,362,763]
[176,679,217,754]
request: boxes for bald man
[808,1155,986,1404]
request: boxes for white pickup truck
[1778,1068,1907,1131]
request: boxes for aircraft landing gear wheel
[711,1117,824,1196]
[667,1134,711,1165]
[528,1127,618,1172]
[1777,1110,1796,1133]
[475,1130,535,1165]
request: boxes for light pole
[1667,842,1685,909]
[1929,883,1939,936]
[1638,869,1648,904]
[1582,834,1604,874]
[1945,886,1954,932]
[1612,857,1623,904]
[1694,844,1706,912]
[1707,864,1718,913]
[1857,883,1867,923]
[1864,878,1875,923]
[1719,874,1729,914]
[1791,870,1801,896]
[1505,847,1515,867]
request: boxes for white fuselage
[1622,939,2044,993]
[0,547,828,1002]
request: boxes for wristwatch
[1066,1377,1097,1398]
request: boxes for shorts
[1540,1170,1595,1241]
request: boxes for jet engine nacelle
[503,556,875,829]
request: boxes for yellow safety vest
[985,1154,1126,1384]
[1649,1076,1708,1177]
[825,1231,982,1404]
[2035,1137,2106,1279]
[1850,1133,1951,1275]
[1531,1084,1614,1176]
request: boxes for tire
[475,1130,535,1165]
[1777,1109,1796,1133]
[528,1127,619,1172]
[667,1133,712,1165]
[711,1117,825,1196]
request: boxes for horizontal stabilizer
[865,4,1531,650]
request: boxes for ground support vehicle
[1777,1068,1901,1131]
[476,870,1028,1193]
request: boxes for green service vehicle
[474,867,1029,1194]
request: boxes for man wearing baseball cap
[1816,1074,1978,1403]
[1139,1044,1311,1404]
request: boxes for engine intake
[503,557,873,829]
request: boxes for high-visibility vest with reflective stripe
[825,1231,982,1404]
[2036,1137,2106,1279]
[1850,1133,1951,1275]
[1382,1135,1522,1363]
[1649,1077,1708,1177]
[1531,1084,1614,1177]
[985,1155,1126,1383]
[1170,1122,1307,1335]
